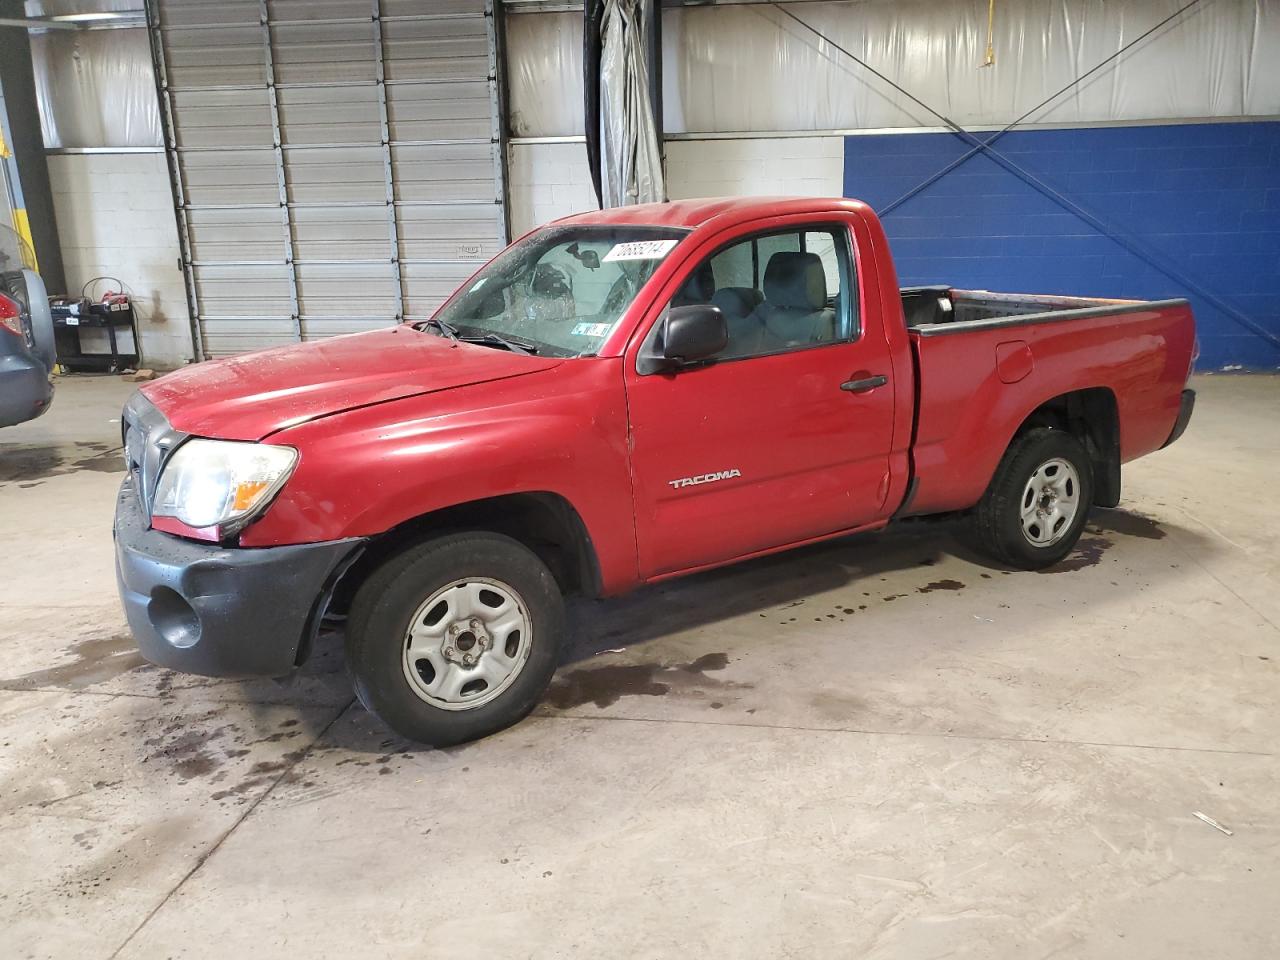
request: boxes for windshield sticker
[602,239,679,262]
[571,321,611,338]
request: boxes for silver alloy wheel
[1019,457,1081,547]
[401,577,533,711]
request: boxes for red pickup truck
[115,197,1196,745]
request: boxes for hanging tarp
[30,28,162,149]
[585,0,666,207]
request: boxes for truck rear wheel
[346,532,565,746]
[970,427,1094,570]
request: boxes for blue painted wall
[844,122,1280,370]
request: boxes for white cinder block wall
[47,153,194,369]
[508,136,845,234]
[507,142,598,238]
[665,137,845,200]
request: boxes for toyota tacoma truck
[114,197,1196,745]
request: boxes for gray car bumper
[0,353,53,428]
[1161,389,1195,449]
[113,480,363,678]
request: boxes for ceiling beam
[0,11,147,31]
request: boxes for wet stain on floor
[545,651,744,710]
[1039,510,1166,574]
[143,723,235,781]
[133,711,328,802]
[917,578,965,593]
[1094,509,1167,540]
[1050,534,1113,572]
[0,441,123,485]
[680,652,728,673]
[0,634,145,691]
[210,753,308,802]
[545,664,671,708]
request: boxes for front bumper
[113,481,362,678]
[1161,388,1196,449]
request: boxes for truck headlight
[153,439,297,534]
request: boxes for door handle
[840,374,888,393]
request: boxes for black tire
[346,532,565,746]
[970,427,1094,570]
[22,270,56,371]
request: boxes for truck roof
[556,196,872,231]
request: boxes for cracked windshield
[428,225,688,357]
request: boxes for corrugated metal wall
[149,0,507,358]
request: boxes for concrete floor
[1,373,1277,959]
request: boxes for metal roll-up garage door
[147,0,508,359]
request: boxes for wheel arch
[325,491,603,623]
[1009,386,1120,507]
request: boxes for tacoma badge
[668,469,742,490]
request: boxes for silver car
[0,227,55,428]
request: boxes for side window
[707,240,753,289]
[666,225,857,361]
[803,231,842,302]
[755,232,800,274]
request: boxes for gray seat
[671,261,715,308]
[711,286,765,358]
[711,286,763,320]
[754,252,835,350]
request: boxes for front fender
[238,360,640,593]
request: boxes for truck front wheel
[970,427,1095,570]
[346,532,565,746]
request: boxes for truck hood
[142,326,563,441]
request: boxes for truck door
[624,220,896,578]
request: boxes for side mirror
[637,304,729,375]
[663,304,728,362]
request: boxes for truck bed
[897,285,1196,518]
[900,285,1188,333]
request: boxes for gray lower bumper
[0,354,53,428]
[1161,389,1195,449]
[113,481,362,678]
